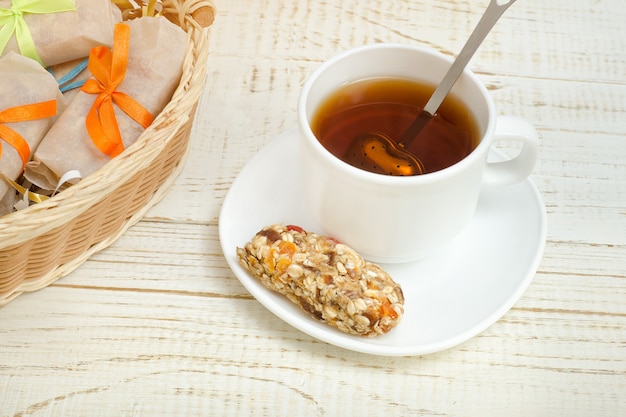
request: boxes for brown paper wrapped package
[0,52,61,213]
[0,0,122,67]
[25,17,188,190]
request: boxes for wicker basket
[0,0,215,306]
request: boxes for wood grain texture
[1,1,625,416]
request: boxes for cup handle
[483,116,539,186]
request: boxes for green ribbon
[0,0,76,65]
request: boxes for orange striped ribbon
[81,23,154,158]
[0,100,57,169]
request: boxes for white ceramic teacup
[298,43,539,263]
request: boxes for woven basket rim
[0,0,214,248]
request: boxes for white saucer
[219,127,547,356]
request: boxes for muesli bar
[237,224,404,337]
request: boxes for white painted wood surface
[1,0,625,416]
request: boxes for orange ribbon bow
[81,23,154,158]
[0,100,57,169]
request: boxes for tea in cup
[298,43,538,263]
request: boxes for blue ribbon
[47,58,88,93]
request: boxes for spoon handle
[423,0,518,116]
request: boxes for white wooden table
[2,1,625,415]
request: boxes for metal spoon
[344,0,518,176]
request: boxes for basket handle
[162,0,215,31]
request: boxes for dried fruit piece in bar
[237,224,404,337]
